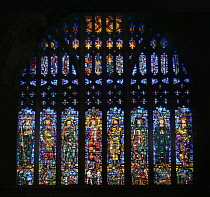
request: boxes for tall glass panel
[175,107,193,184]
[85,108,102,185]
[131,107,149,185]
[107,107,124,185]
[61,107,79,185]
[39,108,57,185]
[153,107,171,185]
[17,108,35,185]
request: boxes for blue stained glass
[131,79,136,85]
[41,79,47,86]
[162,78,169,84]
[139,53,146,75]
[139,23,145,33]
[17,108,35,185]
[61,107,79,185]
[160,37,168,48]
[39,108,57,185]
[129,23,135,33]
[153,107,171,185]
[141,79,147,84]
[184,78,190,83]
[172,54,179,75]
[107,79,113,84]
[151,53,158,75]
[30,80,36,86]
[22,68,27,76]
[182,64,188,74]
[51,39,58,50]
[85,78,92,85]
[150,38,157,49]
[62,79,69,85]
[131,107,149,185]
[95,79,102,85]
[152,78,158,85]
[72,79,79,85]
[173,78,180,84]
[51,80,58,86]
[117,79,124,85]
[62,54,69,76]
[132,64,137,76]
[72,65,77,75]
[20,81,26,85]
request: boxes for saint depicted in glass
[85,108,102,185]
[131,107,148,185]
[107,107,124,185]
[153,107,171,185]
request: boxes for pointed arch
[17,13,193,186]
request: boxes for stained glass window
[175,107,193,184]
[85,108,102,185]
[131,107,148,185]
[153,107,171,185]
[107,107,124,185]
[17,14,193,186]
[61,107,79,185]
[17,108,35,185]
[39,108,57,185]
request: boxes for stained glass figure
[107,107,124,185]
[39,108,57,185]
[153,107,171,185]
[85,108,102,185]
[131,107,149,185]
[17,108,35,185]
[61,108,79,185]
[175,107,193,184]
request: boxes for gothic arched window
[17,14,193,186]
